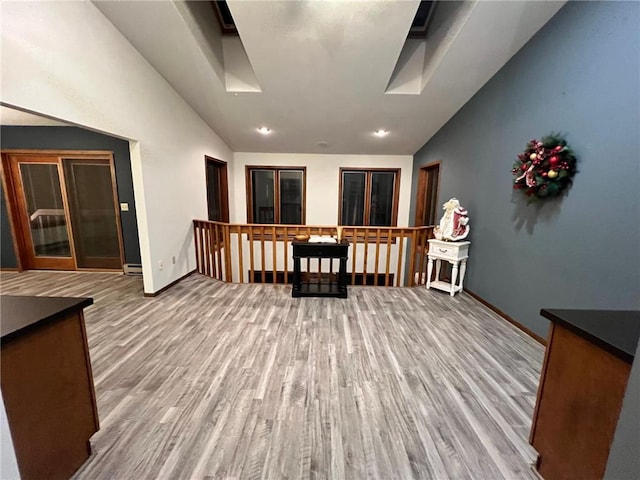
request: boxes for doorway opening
[205,156,229,222]
[415,162,441,226]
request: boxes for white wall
[231,153,413,225]
[0,393,19,480]
[1,1,233,293]
[227,153,414,282]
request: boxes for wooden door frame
[1,154,27,271]
[414,161,441,227]
[7,155,77,270]
[205,156,230,223]
[1,150,125,272]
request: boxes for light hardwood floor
[0,271,543,480]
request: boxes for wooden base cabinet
[1,296,98,480]
[530,309,639,480]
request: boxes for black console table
[292,239,349,298]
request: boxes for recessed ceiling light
[374,129,389,137]
[257,126,271,135]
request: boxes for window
[205,157,229,222]
[246,166,306,224]
[339,168,401,226]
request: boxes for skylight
[409,1,437,38]
[211,1,237,35]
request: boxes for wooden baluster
[215,223,221,279]
[206,223,213,277]
[199,223,205,276]
[203,223,209,277]
[260,226,266,284]
[408,229,417,287]
[212,224,220,280]
[351,228,357,285]
[374,228,381,286]
[318,227,323,285]
[219,224,224,281]
[211,224,217,280]
[194,222,201,274]
[204,223,211,277]
[272,225,277,283]
[219,224,225,281]
[363,228,369,285]
[224,224,232,282]
[237,226,244,284]
[396,231,405,287]
[199,221,205,274]
[385,229,392,287]
[306,226,311,278]
[420,228,428,285]
[249,227,255,283]
[284,226,289,284]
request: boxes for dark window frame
[338,167,401,227]
[245,165,307,225]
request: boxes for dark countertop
[1,295,93,342]
[541,309,640,364]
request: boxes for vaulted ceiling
[91,1,564,154]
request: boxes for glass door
[10,157,75,270]
[5,152,124,271]
[63,159,123,269]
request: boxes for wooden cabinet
[530,309,640,480]
[1,296,98,480]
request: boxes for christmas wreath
[512,133,577,199]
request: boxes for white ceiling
[95,0,565,155]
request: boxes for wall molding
[464,288,547,345]
[143,269,196,297]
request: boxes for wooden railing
[193,220,434,287]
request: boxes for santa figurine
[433,198,470,241]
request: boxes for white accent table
[426,239,470,297]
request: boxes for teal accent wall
[410,1,639,337]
